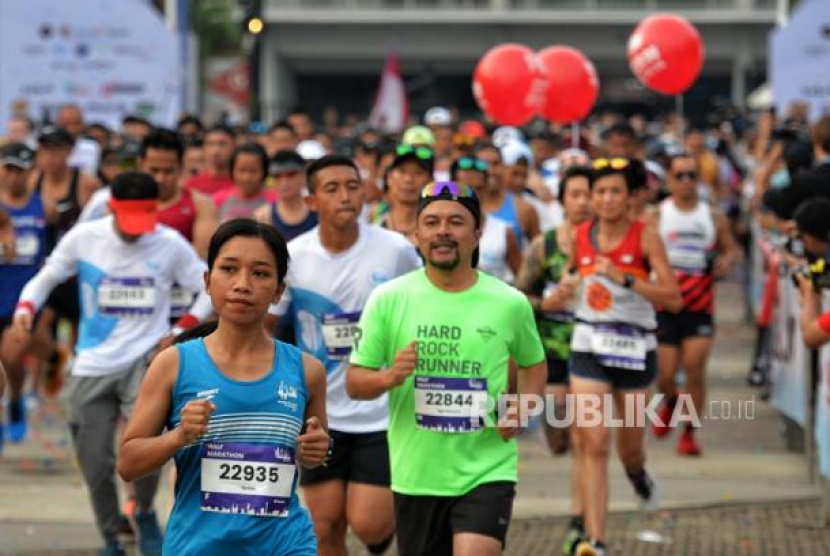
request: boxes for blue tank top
[490,192,523,248]
[270,203,318,242]
[0,194,47,316]
[164,338,316,556]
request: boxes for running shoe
[117,513,136,544]
[631,470,660,513]
[575,539,607,556]
[135,510,163,556]
[677,428,702,456]
[8,398,27,443]
[651,402,674,438]
[561,521,585,555]
[99,542,126,556]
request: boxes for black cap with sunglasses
[391,144,434,175]
[417,181,482,267]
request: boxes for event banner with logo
[0,0,181,132]
[770,267,809,426]
[770,0,830,120]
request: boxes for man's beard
[428,241,460,271]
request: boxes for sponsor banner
[0,0,181,132]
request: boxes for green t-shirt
[350,269,545,496]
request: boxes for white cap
[500,140,534,167]
[424,106,452,127]
[297,140,326,161]
[492,126,524,149]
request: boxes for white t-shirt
[78,187,111,223]
[270,223,422,433]
[18,217,208,377]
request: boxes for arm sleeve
[349,288,389,370]
[508,295,546,367]
[187,290,214,322]
[17,228,80,311]
[171,235,209,293]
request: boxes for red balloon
[473,44,548,126]
[628,14,705,95]
[536,46,599,124]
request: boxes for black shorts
[547,358,569,385]
[44,279,80,324]
[569,350,658,391]
[393,481,515,556]
[299,429,390,487]
[656,311,715,346]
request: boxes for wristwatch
[622,274,636,289]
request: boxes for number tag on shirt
[15,234,40,259]
[668,246,706,272]
[590,324,646,371]
[414,376,488,433]
[97,277,156,316]
[321,312,361,360]
[201,442,296,517]
[170,283,195,318]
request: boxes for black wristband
[622,274,636,289]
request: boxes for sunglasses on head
[421,181,475,200]
[674,171,698,181]
[456,157,488,172]
[592,157,630,171]
[397,144,434,160]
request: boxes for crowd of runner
[0,102,827,556]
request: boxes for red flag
[209,61,250,107]
[369,51,409,133]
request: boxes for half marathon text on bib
[322,311,361,360]
[590,324,646,371]
[414,376,488,433]
[200,442,296,517]
[97,277,155,316]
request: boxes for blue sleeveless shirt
[164,338,316,556]
[0,193,47,317]
[490,192,524,249]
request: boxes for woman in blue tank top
[118,219,329,556]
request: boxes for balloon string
[571,122,579,148]
[676,94,684,140]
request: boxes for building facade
[259,0,778,122]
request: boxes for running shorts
[393,481,516,556]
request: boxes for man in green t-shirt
[347,181,546,556]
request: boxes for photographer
[793,198,830,347]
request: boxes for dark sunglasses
[421,181,475,200]
[673,171,698,181]
[397,144,434,160]
[456,157,488,172]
